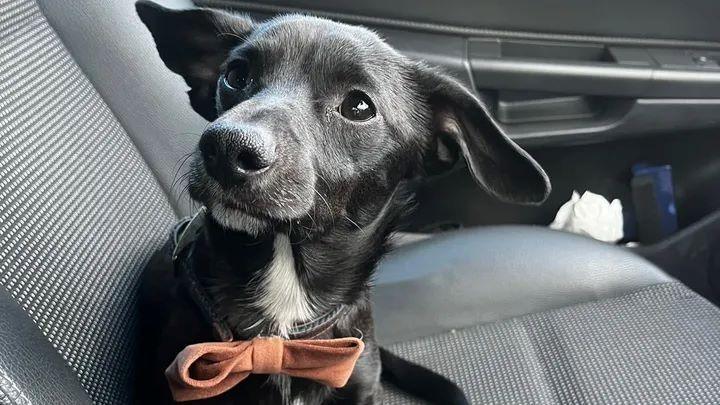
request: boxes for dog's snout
[200,123,276,184]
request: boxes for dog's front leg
[326,342,382,405]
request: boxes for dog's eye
[339,90,376,121]
[224,60,249,90]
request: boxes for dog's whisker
[343,215,365,235]
[313,187,332,215]
[170,151,196,205]
[315,172,330,189]
[217,31,248,41]
[172,172,191,193]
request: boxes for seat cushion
[382,282,720,404]
[374,226,671,344]
[0,288,91,405]
[0,0,176,403]
[35,0,208,216]
[374,227,720,404]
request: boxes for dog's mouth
[203,203,269,236]
[209,189,298,223]
[189,169,316,234]
[217,198,273,221]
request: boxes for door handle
[469,39,720,98]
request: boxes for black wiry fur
[136,189,412,404]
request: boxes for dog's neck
[192,190,404,339]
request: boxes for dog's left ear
[136,1,253,121]
[414,64,551,205]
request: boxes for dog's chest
[255,233,315,336]
[255,235,318,404]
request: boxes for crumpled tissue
[550,191,624,243]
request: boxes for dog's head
[137,1,550,236]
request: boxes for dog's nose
[199,123,276,184]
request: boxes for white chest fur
[255,233,314,336]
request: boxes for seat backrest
[0,0,203,402]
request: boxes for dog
[134,1,550,404]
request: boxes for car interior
[1,0,720,404]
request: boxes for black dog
[134,1,550,404]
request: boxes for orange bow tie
[165,337,365,402]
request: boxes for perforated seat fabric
[382,282,720,404]
[0,0,176,403]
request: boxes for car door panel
[204,0,720,43]
[202,0,720,147]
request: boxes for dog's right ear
[136,1,253,120]
[413,63,551,205]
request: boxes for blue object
[631,164,678,242]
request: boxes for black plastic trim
[469,40,720,99]
[197,0,720,50]
[505,99,720,147]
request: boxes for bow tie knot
[251,337,284,374]
[165,337,365,402]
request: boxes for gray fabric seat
[375,227,720,404]
[0,1,719,404]
[381,282,720,404]
[373,226,673,345]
